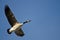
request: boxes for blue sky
[0,0,60,40]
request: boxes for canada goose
[4,5,31,37]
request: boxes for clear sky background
[0,0,60,40]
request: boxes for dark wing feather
[5,5,18,26]
[15,29,24,37]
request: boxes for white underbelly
[9,23,22,32]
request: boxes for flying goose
[4,5,31,37]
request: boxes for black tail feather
[7,28,12,34]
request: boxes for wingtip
[5,5,9,8]
[20,34,24,37]
[16,33,25,37]
[5,5,10,12]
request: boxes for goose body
[4,5,31,37]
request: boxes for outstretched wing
[15,28,24,36]
[5,5,18,26]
